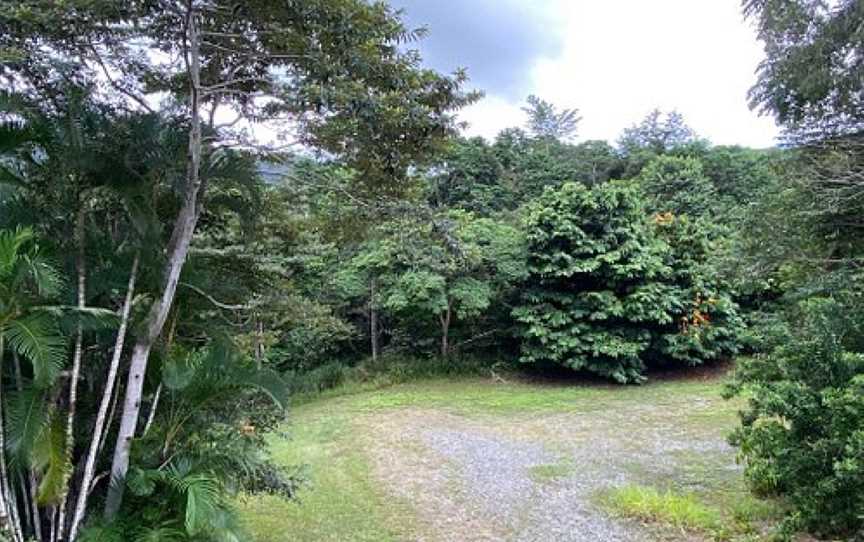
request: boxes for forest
[0,1,862,541]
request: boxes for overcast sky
[391,0,779,148]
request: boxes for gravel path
[366,395,739,542]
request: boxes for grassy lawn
[238,372,783,542]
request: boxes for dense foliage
[728,297,864,537]
[724,1,864,538]
[515,181,741,383]
[0,0,860,539]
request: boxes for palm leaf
[23,253,63,297]
[0,226,33,278]
[162,466,223,536]
[4,313,65,387]
[126,467,157,497]
[32,414,69,504]
[4,386,51,466]
[37,305,120,334]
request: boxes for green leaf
[4,314,65,387]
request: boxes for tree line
[0,0,862,540]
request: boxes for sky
[390,0,780,148]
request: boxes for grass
[239,369,778,541]
[600,484,723,532]
[312,375,735,416]
[597,484,781,541]
[237,410,414,541]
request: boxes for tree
[619,109,698,155]
[338,210,525,359]
[724,3,864,537]
[428,137,509,214]
[637,155,717,217]
[522,95,582,142]
[0,228,65,542]
[515,181,742,383]
[744,0,864,138]
[514,181,670,383]
[650,214,744,367]
[2,0,475,532]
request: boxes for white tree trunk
[140,384,161,438]
[103,7,204,520]
[68,254,139,541]
[56,206,87,541]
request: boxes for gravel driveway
[366,391,739,542]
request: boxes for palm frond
[22,252,63,297]
[0,226,33,278]
[36,305,120,334]
[162,465,224,536]
[4,313,65,387]
[126,467,157,497]
[238,367,289,409]
[4,386,51,466]
[32,414,69,504]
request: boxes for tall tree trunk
[103,8,204,520]
[370,278,379,362]
[68,254,139,541]
[56,206,87,541]
[439,302,452,359]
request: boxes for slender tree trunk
[97,382,119,459]
[68,254,139,541]
[28,472,41,542]
[141,384,161,438]
[370,278,379,362]
[439,302,452,358]
[253,316,264,369]
[56,206,87,541]
[104,8,204,520]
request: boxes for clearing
[239,370,782,541]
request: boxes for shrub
[514,181,742,383]
[727,296,864,538]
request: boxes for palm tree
[0,227,66,542]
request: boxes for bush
[727,297,864,538]
[514,181,742,383]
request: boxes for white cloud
[456,0,779,148]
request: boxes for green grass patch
[237,411,414,541]
[315,377,732,416]
[598,484,780,541]
[600,484,723,533]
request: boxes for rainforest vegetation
[0,0,862,540]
